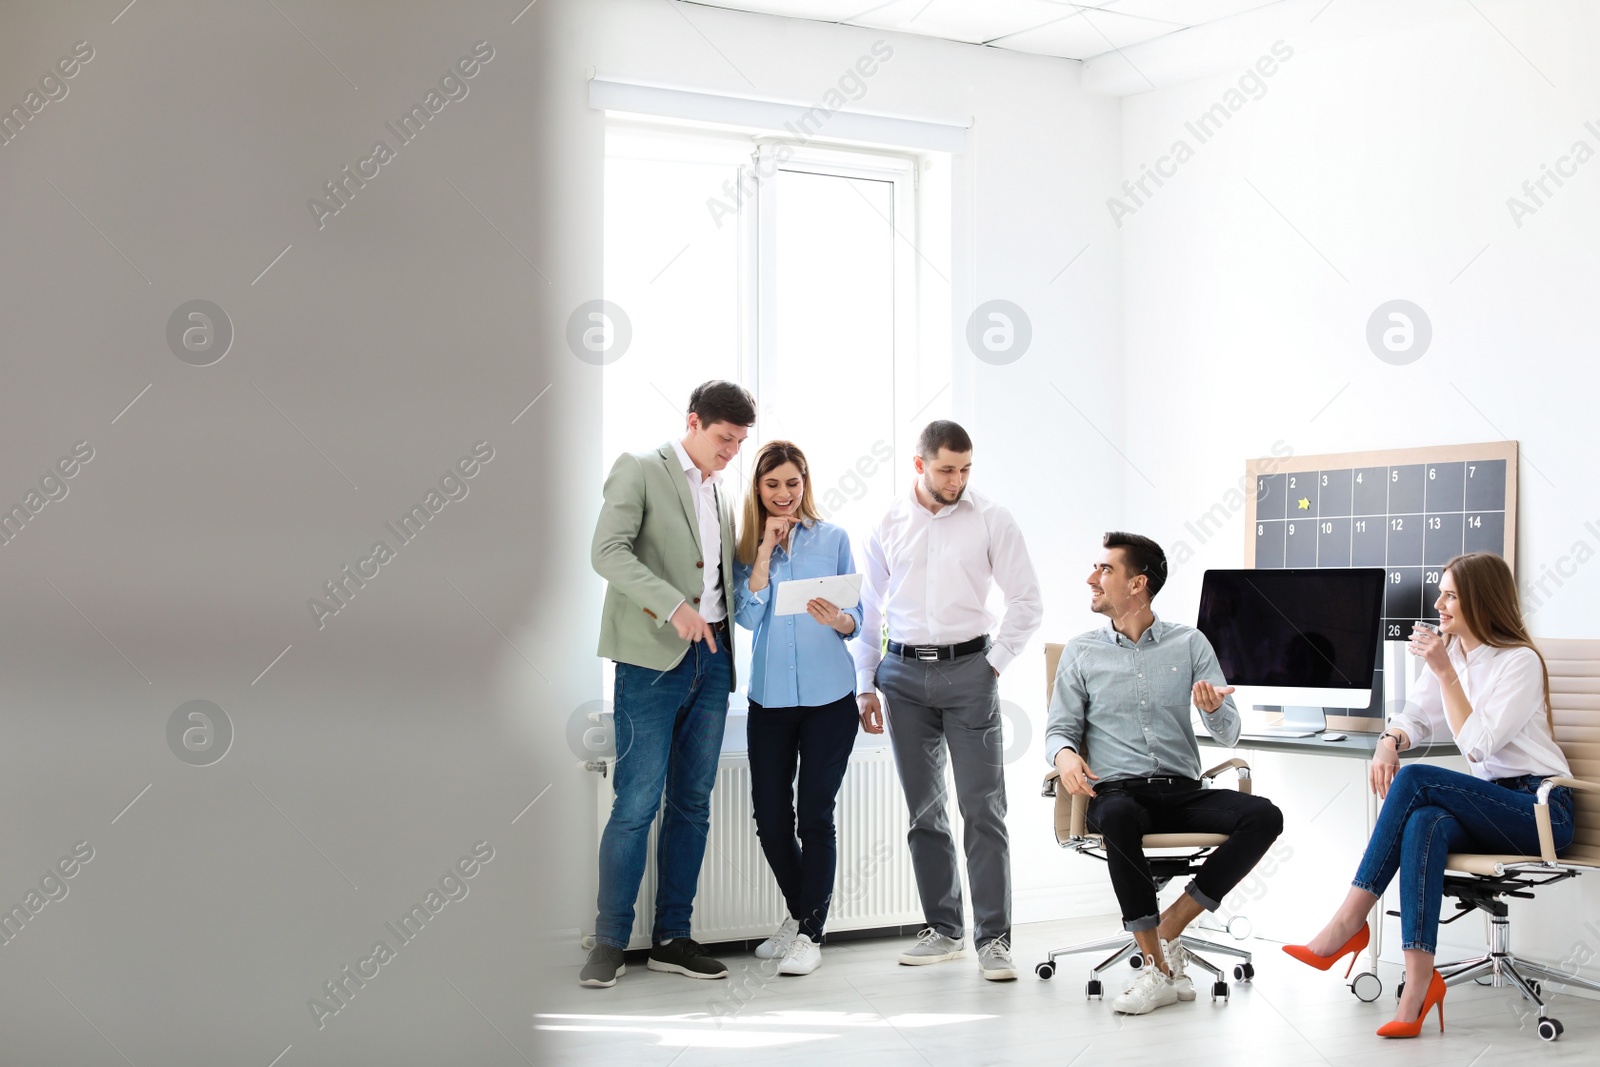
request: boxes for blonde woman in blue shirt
[734,440,867,977]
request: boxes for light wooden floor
[534,915,1600,1066]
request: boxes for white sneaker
[1112,955,1180,1015]
[755,917,799,960]
[976,936,1017,981]
[778,933,821,975]
[1160,937,1196,1002]
[897,928,966,966]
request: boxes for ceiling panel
[681,0,1290,61]
[849,0,1089,45]
[1090,0,1283,26]
[994,6,1185,59]
[685,1,886,20]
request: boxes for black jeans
[747,695,860,941]
[1087,778,1284,932]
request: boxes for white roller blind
[588,76,968,154]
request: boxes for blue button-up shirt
[733,520,863,709]
[1045,616,1241,783]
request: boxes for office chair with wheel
[1403,637,1600,1042]
[1034,642,1255,1002]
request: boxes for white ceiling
[680,0,1289,62]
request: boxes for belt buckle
[915,646,939,662]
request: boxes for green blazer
[592,443,738,688]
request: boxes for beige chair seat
[1130,833,1230,849]
[1446,842,1600,877]
[1446,853,1547,877]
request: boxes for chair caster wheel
[1086,978,1103,1000]
[1350,972,1382,1002]
[1538,1018,1563,1042]
[1233,962,1255,982]
[1129,955,1143,969]
[1036,962,1055,980]
[580,934,596,950]
[1212,981,1230,1001]
[1395,978,1403,1000]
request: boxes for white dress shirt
[670,439,726,624]
[852,484,1043,692]
[1389,641,1570,781]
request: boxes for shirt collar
[671,438,720,488]
[907,480,972,517]
[1102,613,1165,647]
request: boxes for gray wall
[0,1,588,1062]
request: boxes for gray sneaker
[897,928,966,966]
[977,936,1017,981]
[1160,937,1196,1002]
[579,944,626,988]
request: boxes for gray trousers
[876,650,1010,948]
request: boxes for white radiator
[595,746,924,949]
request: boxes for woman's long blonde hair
[737,440,821,565]
[1443,553,1553,730]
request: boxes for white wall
[1119,0,1600,972]
[543,0,1127,933]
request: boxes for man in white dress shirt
[853,421,1043,980]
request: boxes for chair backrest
[1539,638,1600,865]
[1044,642,1087,840]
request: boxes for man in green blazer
[580,380,755,988]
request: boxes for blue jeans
[594,639,731,949]
[747,695,860,942]
[1352,763,1575,954]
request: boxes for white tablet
[773,573,863,616]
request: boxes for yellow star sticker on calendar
[1297,497,1311,510]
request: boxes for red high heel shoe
[1376,970,1446,1037]
[1282,923,1370,977]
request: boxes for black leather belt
[710,618,729,634]
[886,636,989,662]
[1096,776,1200,793]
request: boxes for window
[602,119,950,714]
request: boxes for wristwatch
[1379,730,1403,749]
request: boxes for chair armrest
[1202,757,1253,795]
[1041,769,1088,841]
[1535,777,1599,862]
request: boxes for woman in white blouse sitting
[1284,552,1574,1038]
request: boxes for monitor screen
[1197,568,1385,692]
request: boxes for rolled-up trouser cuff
[1185,881,1221,912]
[1402,940,1436,954]
[1123,913,1160,933]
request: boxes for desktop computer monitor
[1196,568,1386,735]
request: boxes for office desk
[1197,731,1463,990]
[1199,732,1457,761]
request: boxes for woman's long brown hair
[736,440,821,565]
[1443,552,1553,730]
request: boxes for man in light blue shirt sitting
[1045,532,1283,1015]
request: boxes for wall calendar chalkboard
[1243,441,1518,725]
